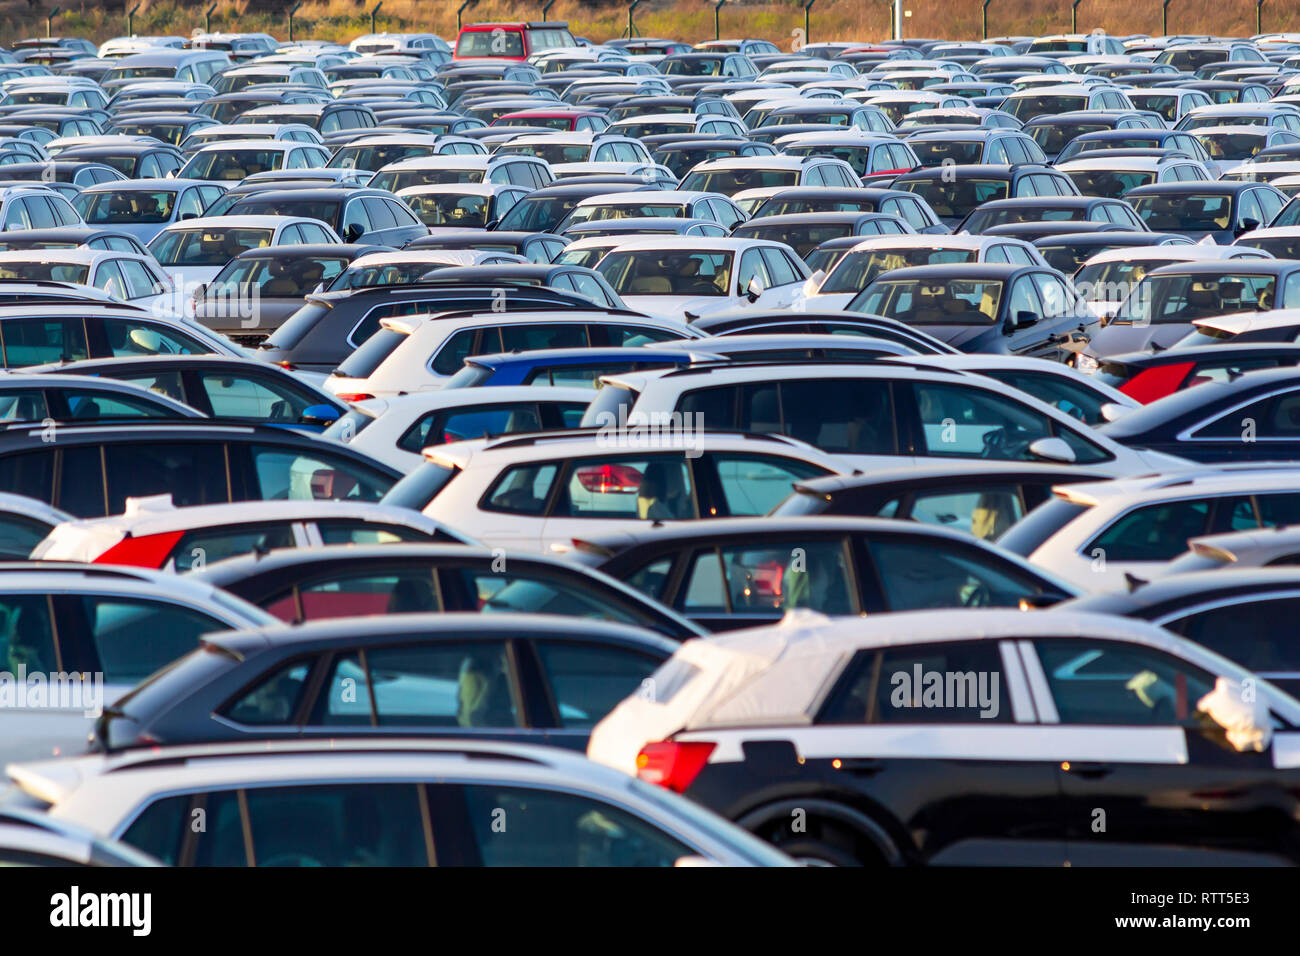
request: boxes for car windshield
[1006,93,1088,121]
[661,57,725,76]
[755,197,876,216]
[456,30,524,58]
[331,260,458,289]
[554,246,613,268]
[114,122,187,145]
[616,121,695,137]
[206,255,347,297]
[1029,122,1109,154]
[229,198,340,224]
[597,249,733,297]
[821,248,975,293]
[1073,259,1180,300]
[852,278,1005,324]
[496,195,579,232]
[149,227,274,265]
[568,203,687,224]
[1130,94,1178,121]
[1197,132,1266,160]
[1183,114,1269,130]
[329,143,435,171]
[1062,169,1153,199]
[184,148,285,180]
[740,223,853,258]
[497,142,590,164]
[1115,272,1277,325]
[0,260,89,283]
[783,145,870,174]
[404,192,489,227]
[898,178,1008,219]
[369,167,484,190]
[76,189,177,224]
[1131,193,1233,231]
[106,66,175,81]
[681,167,798,193]
[910,140,984,165]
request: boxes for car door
[807,638,1064,865]
[1024,636,1300,864]
[1185,386,1300,461]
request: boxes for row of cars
[0,24,1298,867]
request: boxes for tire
[775,839,864,867]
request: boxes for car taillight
[336,392,374,403]
[277,361,297,371]
[575,463,642,493]
[1117,362,1193,404]
[95,530,185,568]
[636,741,716,793]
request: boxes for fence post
[801,0,815,46]
[714,0,726,40]
[1071,0,1082,33]
[625,0,643,39]
[982,0,992,39]
[370,2,383,34]
[204,3,216,34]
[1162,0,1172,34]
[1257,0,1265,34]
[46,6,59,38]
[288,1,303,42]
[127,3,139,36]
[541,0,555,18]
[457,1,472,29]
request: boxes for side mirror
[299,403,340,427]
[745,275,765,302]
[484,218,499,230]
[1197,675,1272,753]
[1100,402,1131,423]
[344,223,365,242]
[802,269,826,297]
[1236,217,1261,237]
[1012,309,1039,330]
[180,211,197,220]
[1026,436,1077,464]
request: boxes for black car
[106,112,219,147]
[54,143,184,180]
[0,421,400,517]
[0,225,150,256]
[1053,127,1213,164]
[1059,569,1300,696]
[223,187,428,247]
[402,263,626,311]
[1099,366,1300,462]
[1032,231,1192,275]
[847,263,1092,361]
[978,220,1135,244]
[598,607,1300,865]
[771,462,1118,539]
[258,283,604,374]
[689,309,960,355]
[191,543,702,640]
[405,230,566,264]
[957,196,1146,235]
[891,164,1078,229]
[730,212,913,260]
[651,138,774,178]
[491,182,658,234]
[1021,110,1162,162]
[572,517,1073,631]
[749,186,946,234]
[0,160,124,190]
[1126,181,1289,242]
[191,243,389,342]
[47,355,346,429]
[92,612,679,753]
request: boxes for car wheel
[776,839,864,867]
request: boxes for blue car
[443,347,706,389]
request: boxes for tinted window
[867,535,1049,610]
[82,596,224,685]
[533,641,662,729]
[1035,638,1214,725]
[243,783,426,866]
[104,442,229,514]
[1088,499,1212,561]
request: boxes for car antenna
[1149,340,1165,353]
[1124,572,1148,592]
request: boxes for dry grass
[12,0,1300,49]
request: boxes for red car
[454,21,577,60]
[491,110,610,133]
[1095,343,1300,403]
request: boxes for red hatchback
[492,110,610,133]
[454,21,577,60]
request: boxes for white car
[592,237,811,320]
[1173,308,1300,348]
[7,738,795,866]
[679,154,863,196]
[805,233,1049,308]
[146,214,342,292]
[324,310,697,400]
[558,190,746,232]
[998,465,1300,592]
[0,248,178,317]
[325,248,528,291]
[1071,243,1275,320]
[392,430,851,553]
[325,385,594,471]
[175,138,333,181]
[32,494,472,567]
[0,565,275,761]
[579,362,1187,476]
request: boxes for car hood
[1084,320,1199,359]
[621,293,736,320]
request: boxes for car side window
[1195,389,1300,439]
[555,456,695,520]
[679,539,856,615]
[1087,499,1214,561]
[711,453,831,515]
[457,784,690,866]
[736,248,769,292]
[866,534,1049,610]
[819,640,1012,724]
[483,463,558,515]
[173,524,297,571]
[1033,638,1214,726]
[79,595,225,685]
[532,641,665,729]
[760,247,800,286]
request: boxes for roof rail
[478,426,806,451]
[654,357,970,379]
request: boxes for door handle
[1066,762,1113,779]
